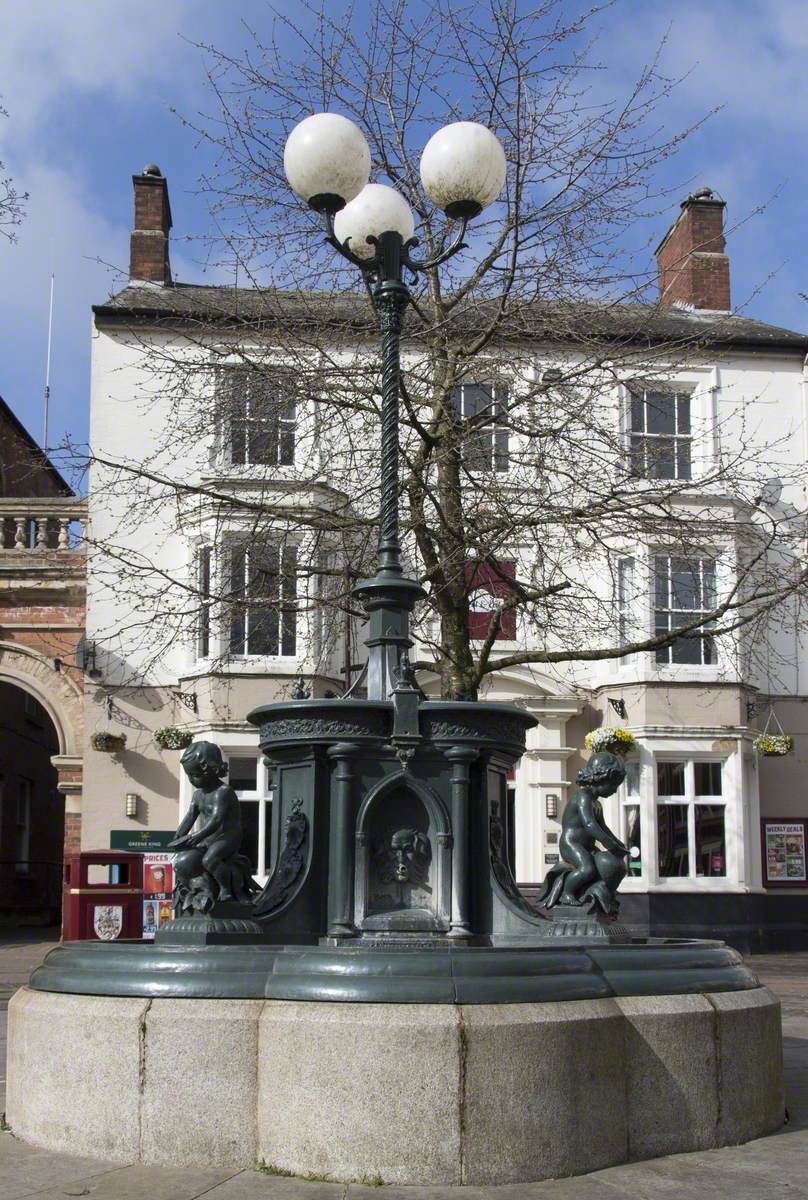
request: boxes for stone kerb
[6,987,784,1185]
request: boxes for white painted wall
[86,310,808,891]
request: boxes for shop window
[654,555,716,666]
[228,753,273,879]
[228,541,298,657]
[657,759,725,880]
[218,366,296,467]
[451,382,509,472]
[630,388,691,480]
[619,760,642,877]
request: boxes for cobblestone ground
[1,934,806,1199]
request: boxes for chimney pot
[129,166,172,286]
[656,189,730,311]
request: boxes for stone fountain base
[6,982,783,1185]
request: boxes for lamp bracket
[322,211,470,285]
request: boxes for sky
[0,0,806,465]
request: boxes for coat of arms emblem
[93,905,123,940]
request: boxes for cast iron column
[445,746,478,938]
[353,233,425,701]
[326,742,360,938]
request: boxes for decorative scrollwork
[424,713,529,747]
[254,799,309,919]
[259,711,389,744]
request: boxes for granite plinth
[6,986,783,1184]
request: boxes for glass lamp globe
[333,184,415,258]
[420,121,506,218]
[284,113,371,214]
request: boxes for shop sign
[761,819,808,888]
[110,829,176,852]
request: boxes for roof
[93,282,808,354]
[0,396,73,496]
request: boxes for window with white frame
[228,541,298,657]
[654,554,716,665]
[629,387,692,480]
[656,759,726,879]
[616,557,635,648]
[451,382,509,472]
[227,754,273,879]
[197,544,211,659]
[218,366,296,467]
[619,759,643,878]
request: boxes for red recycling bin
[62,851,144,941]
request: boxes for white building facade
[80,166,808,949]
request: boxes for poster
[142,850,175,939]
[763,821,807,885]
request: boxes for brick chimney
[656,188,730,311]
[129,164,172,285]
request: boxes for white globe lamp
[420,121,506,218]
[284,113,371,214]
[333,183,416,258]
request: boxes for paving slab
[16,1164,241,1199]
[592,1157,808,1199]
[0,1140,120,1188]
[202,1173,346,1198]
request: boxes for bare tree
[0,102,27,241]
[72,0,808,699]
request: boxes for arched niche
[355,772,451,934]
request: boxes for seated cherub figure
[169,740,257,914]
[536,750,628,917]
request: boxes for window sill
[190,655,300,675]
[640,878,743,891]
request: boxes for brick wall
[656,197,730,311]
[64,812,82,856]
[129,169,172,285]
[0,406,69,498]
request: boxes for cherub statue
[169,740,258,915]
[535,751,628,917]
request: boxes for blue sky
[0,0,806,461]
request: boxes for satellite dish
[755,477,783,508]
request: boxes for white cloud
[0,0,232,448]
[601,0,808,133]
[0,0,206,147]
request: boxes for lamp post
[284,114,506,700]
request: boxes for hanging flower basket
[584,727,637,756]
[753,733,793,757]
[154,726,194,751]
[753,707,793,757]
[91,731,127,754]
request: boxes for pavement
[1,932,807,1199]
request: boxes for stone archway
[0,640,84,857]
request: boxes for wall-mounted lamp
[545,793,559,820]
[608,697,628,720]
[125,793,139,819]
